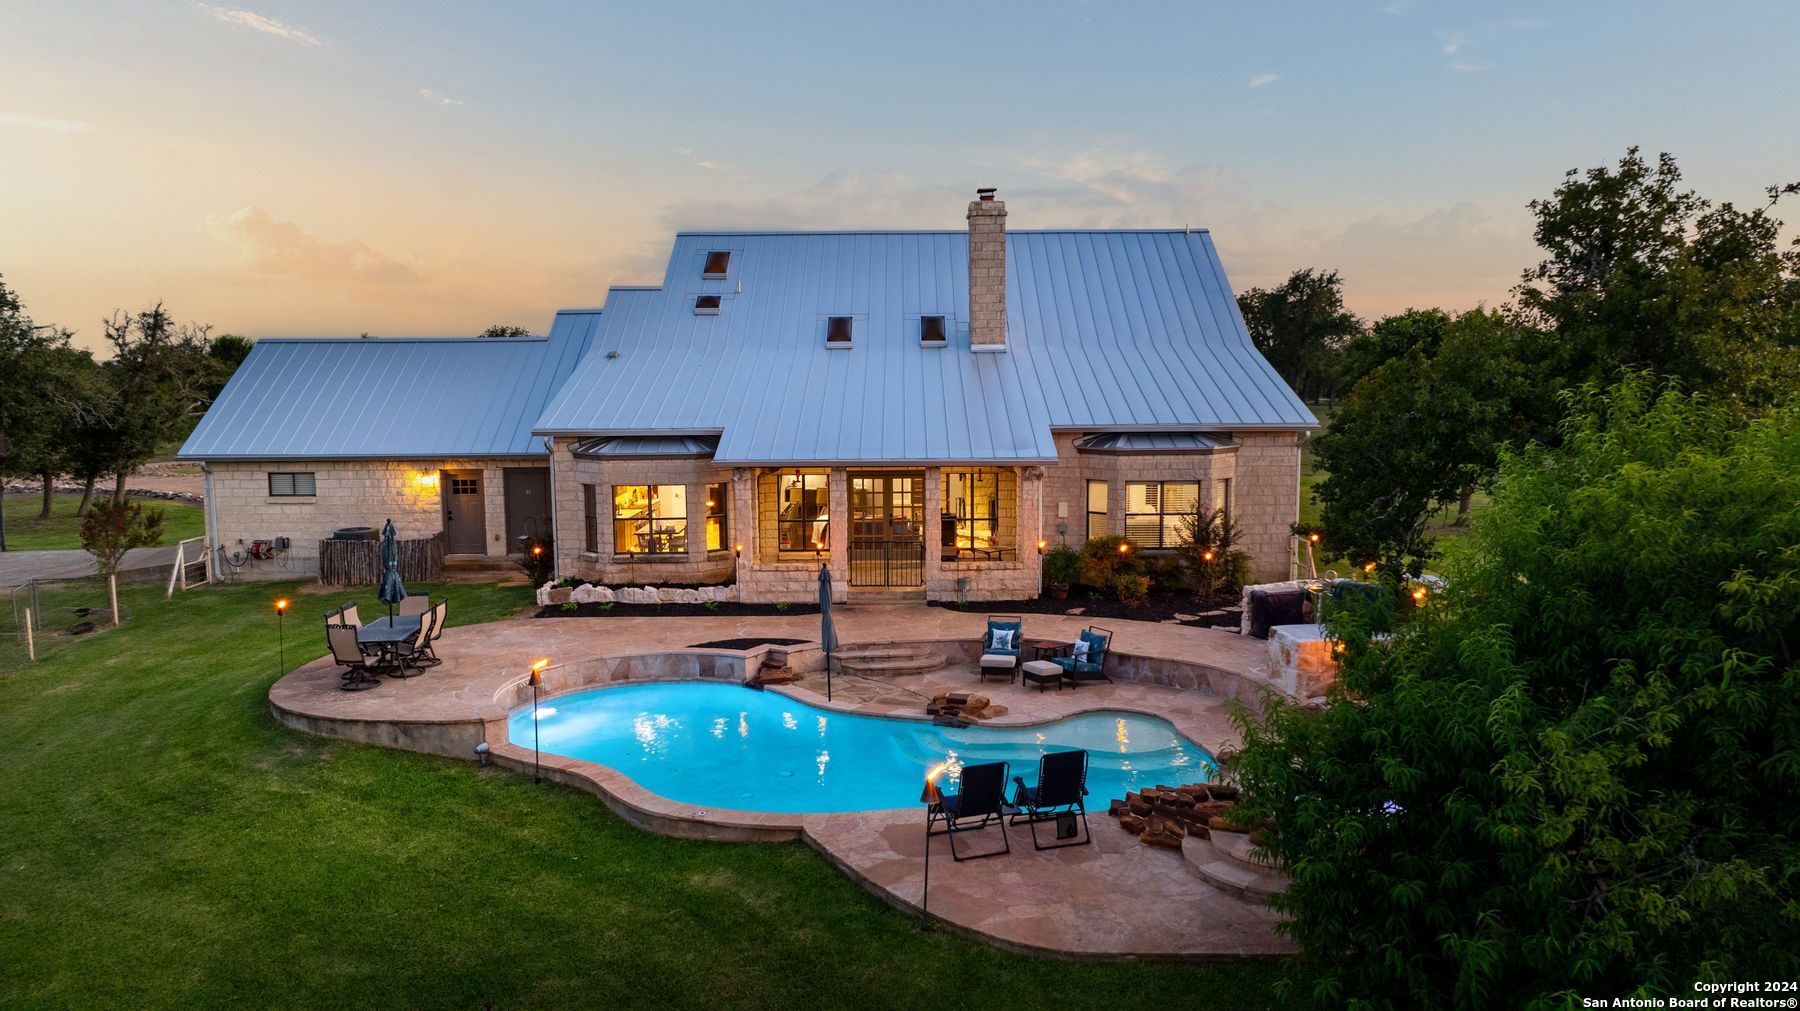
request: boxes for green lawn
[1,492,206,552]
[0,579,1288,1008]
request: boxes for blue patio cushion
[1052,630,1110,675]
[984,619,1022,657]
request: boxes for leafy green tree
[1312,308,1540,572]
[1233,376,1800,1008]
[1334,308,1451,392]
[1176,504,1250,598]
[479,324,532,339]
[1237,269,1362,402]
[203,334,255,399]
[94,304,214,503]
[0,275,95,523]
[79,497,165,625]
[1518,147,1800,405]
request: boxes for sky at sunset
[5,1,1798,349]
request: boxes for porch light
[413,472,439,489]
[1036,539,1047,554]
[734,543,743,558]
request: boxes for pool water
[508,682,1215,813]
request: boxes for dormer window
[826,316,853,346]
[920,315,947,345]
[694,295,722,315]
[702,251,731,277]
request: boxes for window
[705,482,727,552]
[613,484,687,554]
[920,315,947,345]
[1125,481,1200,548]
[694,294,722,315]
[1216,477,1233,523]
[1086,480,1108,541]
[702,250,731,277]
[582,484,598,553]
[448,476,478,496]
[777,472,829,552]
[268,472,316,497]
[826,316,853,346]
[941,469,1001,557]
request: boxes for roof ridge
[670,228,1212,237]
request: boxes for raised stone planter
[539,581,740,606]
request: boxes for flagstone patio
[268,605,1295,959]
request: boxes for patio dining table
[358,616,423,678]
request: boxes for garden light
[1202,550,1215,562]
[919,760,950,927]
[1117,542,1130,555]
[1308,532,1322,544]
[529,658,550,784]
[273,598,289,676]
[1412,587,1428,604]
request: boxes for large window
[1086,480,1108,541]
[268,472,316,497]
[1125,481,1200,548]
[941,469,1001,557]
[582,484,598,553]
[705,483,727,551]
[777,472,829,552]
[613,484,687,554]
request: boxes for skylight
[702,251,731,277]
[694,295,722,315]
[826,316,853,346]
[920,315,947,345]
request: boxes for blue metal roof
[532,230,1315,463]
[178,318,600,460]
[1073,431,1237,453]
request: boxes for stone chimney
[967,187,1007,351]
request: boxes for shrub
[1077,535,1146,601]
[1231,378,1800,1006]
[517,534,554,587]
[1041,544,1081,588]
[1175,504,1250,599]
[1111,572,1150,605]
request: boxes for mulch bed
[532,602,821,619]
[932,594,1241,629]
[687,637,810,650]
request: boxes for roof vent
[826,316,853,347]
[920,315,947,345]
[694,295,722,315]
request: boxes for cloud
[206,207,423,284]
[196,5,319,46]
[1439,32,1465,54]
[0,113,87,133]
[1437,31,1490,71]
[417,88,463,108]
[1248,73,1281,89]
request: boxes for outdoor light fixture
[1411,587,1428,604]
[1309,532,1322,544]
[474,741,490,766]
[531,544,543,557]
[1036,539,1047,554]
[1202,550,1215,562]
[412,472,439,489]
[919,761,949,927]
[529,658,550,784]
[273,598,289,676]
[1117,542,1130,555]
[1364,561,1378,574]
[733,543,743,559]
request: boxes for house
[180,190,1317,600]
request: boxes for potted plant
[1042,544,1080,599]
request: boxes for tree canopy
[1237,268,1362,402]
[478,324,533,339]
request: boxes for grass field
[1,492,206,552]
[0,579,1288,1008]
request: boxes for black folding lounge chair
[926,761,1012,861]
[1010,749,1092,850]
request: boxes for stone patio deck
[268,605,1293,960]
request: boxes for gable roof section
[178,316,600,461]
[532,230,1314,464]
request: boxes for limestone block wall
[1230,432,1302,583]
[205,457,521,579]
[551,443,735,585]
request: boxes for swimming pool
[507,681,1215,813]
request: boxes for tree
[1518,147,1800,406]
[203,334,255,399]
[1176,504,1250,599]
[0,275,94,524]
[479,324,532,339]
[1333,308,1451,393]
[79,498,165,625]
[1311,308,1541,572]
[1237,269,1362,402]
[1232,377,1800,1007]
[93,304,214,503]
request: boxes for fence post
[23,606,33,662]
[167,541,183,599]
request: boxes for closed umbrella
[377,518,406,623]
[818,562,837,702]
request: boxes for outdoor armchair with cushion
[1010,749,1092,850]
[326,623,381,690]
[387,608,433,676]
[338,603,363,629]
[1049,626,1113,684]
[927,760,1012,861]
[978,615,1023,683]
[397,594,430,618]
[420,600,448,665]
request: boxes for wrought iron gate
[848,473,924,587]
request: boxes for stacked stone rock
[1108,781,1248,850]
[748,657,802,687]
[923,692,1007,721]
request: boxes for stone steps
[1182,833,1287,902]
[832,644,944,677]
[843,589,926,606]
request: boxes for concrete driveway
[0,545,180,585]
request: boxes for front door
[503,467,552,552]
[848,472,924,587]
[441,469,486,554]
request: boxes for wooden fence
[317,532,445,586]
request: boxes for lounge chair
[419,600,448,665]
[1049,626,1113,685]
[978,615,1022,683]
[927,761,1012,861]
[1010,749,1092,849]
[397,594,430,618]
[326,623,381,691]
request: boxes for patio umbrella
[377,518,406,623]
[818,562,837,702]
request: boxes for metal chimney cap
[976,187,997,200]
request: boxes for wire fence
[1,573,144,672]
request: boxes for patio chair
[1049,626,1114,685]
[326,623,381,691]
[927,761,1012,861]
[397,594,430,618]
[978,615,1022,683]
[387,607,432,677]
[419,600,448,665]
[339,603,363,629]
[1010,749,1091,850]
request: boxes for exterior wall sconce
[412,472,439,489]
[1036,539,1047,555]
